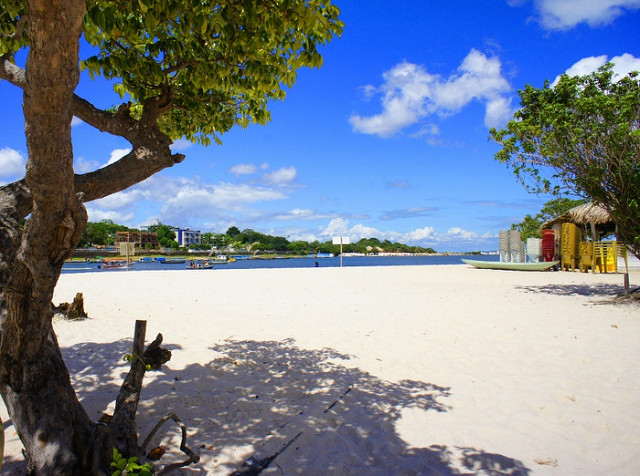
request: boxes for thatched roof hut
[541,202,616,238]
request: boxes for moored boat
[97,259,134,270]
[462,259,559,271]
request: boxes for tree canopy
[490,64,640,258]
[0,0,342,472]
[78,219,131,246]
[149,223,178,248]
[510,197,586,241]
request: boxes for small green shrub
[111,448,152,476]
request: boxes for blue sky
[1,0,639,251]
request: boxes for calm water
[62,254,498,273]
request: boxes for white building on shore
[174,227,202,247]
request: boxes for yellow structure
[578,241,595,273]
[592,241,628,274]
[560,223,582,271]
[542,203,630,275]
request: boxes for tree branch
[111,322,171,457]
[0,56,26,87]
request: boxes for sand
[1,264,639,474]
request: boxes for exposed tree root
[141,412,200,474]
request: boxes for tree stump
[56,292,88,320]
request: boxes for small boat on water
[462,259,559,271]
[97,259,134,270]
[160,258,186,264]
[186,260,213,269]
[211,256,234,264]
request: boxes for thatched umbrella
[540,202,615,240]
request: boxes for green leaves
[491,63,640,259]
[111,448,152,476]
[0,0,27,56]
[77,0,343,142]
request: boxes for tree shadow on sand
[4,337,530,475]
[516,282,626,298]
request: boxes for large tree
[0,0,342,473]
[490,65,640,259]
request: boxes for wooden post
[624,273,630,297]
[133,320,147,362]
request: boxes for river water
[62,254,498,273]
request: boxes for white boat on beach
[462,259,559,271]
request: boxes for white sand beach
[1,264,639,474]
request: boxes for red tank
[542,230,555,262]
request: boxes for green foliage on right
[491,64,640,258]
[511,197,586,241]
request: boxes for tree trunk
[0,1,187,470]
[0,1,112,472]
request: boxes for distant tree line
[78,220,180,249]
[78,221,437,255]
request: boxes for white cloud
[349,49,512,138]
[322,218,350,237]
[164,182,285,211]
[105,148,132,167]
[380,207,437,221]
[74,156,100,174]
[230,163,258,175]
[158,181,287,226]
[85,207,135,223]
[349,223,386,240]
[404,226,436,241]
[484,96,513,129]
[0,147,25,177]
[170,138,192,151]
[93,189,148,210]
[75,147,131,173]
[274,208,338,221]
[286,230,324,243]
[316,218,495,250]
[552,53,640,85]
[349,62,435,138]
[83,172,291,228]
[444,227,479,241]
[532,0,640,30]
[262,166,297,185]
[71,117,84,127]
